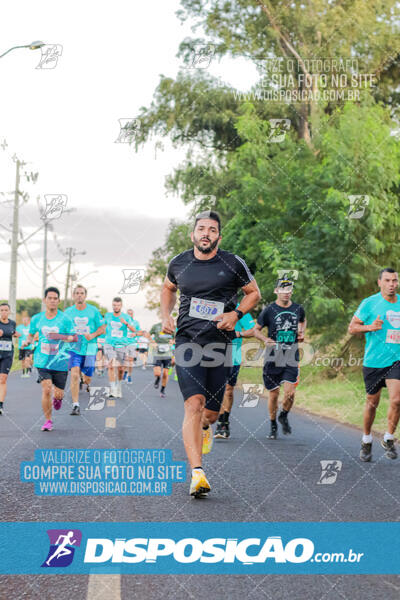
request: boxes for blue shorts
[68,351,96,377]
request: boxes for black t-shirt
[257,302,305,364]
[0,319,16,355]
[167,248,254,344]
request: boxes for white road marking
[87,574,121,600]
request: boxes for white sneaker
[109,382,117,397]
[116,381,122,398]
[142,365,146,370]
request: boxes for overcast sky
[0,0,258,327]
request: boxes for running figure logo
[86,387,108,411]
[317,460,342,485]
[42,529,82,567]
[119,269,145,294]
[42,194,68,220]
[239,384,264,408]
[36,44,63,69]
[348,195,369,219]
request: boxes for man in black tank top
[0,302,19,414]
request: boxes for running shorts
[175,343,232,412]
[19,349,32,361]
[125,344,137,358]
[155,358,172,369]
[263,362,300,391]
[103,344,127,365]
[227,364,241,387]
[0,352,13,375]
[37,368,68,390]
[362,360,400,395]
[68,351,96,377]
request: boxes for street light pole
[8,159,21,318]
[0,41,45,60]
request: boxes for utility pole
[8,159,22,318]
[42,218,49,298]
[64,247,73,309]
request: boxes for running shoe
[142,365,146,370]
[154,378,160,389]
[115,382,122,398]
[267,423,278,440]
[381,439,398,460]
[160,391,166,398]
[41,419,53,431]
[278,411,292,434]
[108,383,116,398]
[70,405,80,416]
[52,396,62,411]
[202,426,213,454]
[0,403,3,415]
[190,469,211,497]
[359,442,372,462]
[127,376,132,384]
[214,422,225,439]
[86,385,90,393]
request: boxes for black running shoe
[278,412,292,434]
[267,424,278,439]
[223,421,230,439]
[360,442,372,462]
[381,439,397,460]
[0,403,3,415]
[70,405,80,416]
[154,378,160,389]
[214,422,225,439]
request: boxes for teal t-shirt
[64,304,104,356]
[16,324,33,350]
[126,318,140,345]
[29,310,74,371]
[232,312,255,366]
[355,292,400,367]
[104,312,132,347]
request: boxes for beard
[193,235,219,254]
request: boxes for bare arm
[216,279,262,331]
[348,314,383,335]
[161,276,178,334]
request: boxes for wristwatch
[234,309,244,320]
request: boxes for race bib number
[0,340,12,351]
[111,330,123,338]
[386,329,400,344]
[127,330,136,338]
[41,342,59,355]
[75,325,90,334]
[189,297,224,321]
[158,344,170,353]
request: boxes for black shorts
[37,368,68,390]
[0,352,13,375]
[362,361,400,395]
[175,343,231,412]
[263,363,299,391]
[19,349,32,361]
[155,358,172,369]
[227,364,241,387]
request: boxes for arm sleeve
[166,260,177,286]
[234,255,254,288]
[257,308,269,329]
[355,299,369,323]
[29,315,38,335]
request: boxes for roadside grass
[237,364,390,435]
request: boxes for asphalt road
[0,366,399,599]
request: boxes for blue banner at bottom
[0,522,397,574]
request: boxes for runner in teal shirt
[349,268,400,463]
[17,317,34,377]
[215,305,256,439]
